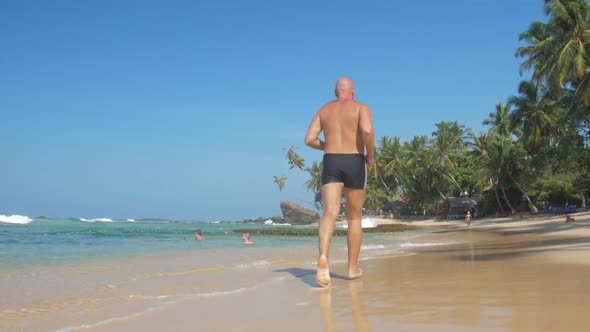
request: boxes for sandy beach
[2,212,590,332]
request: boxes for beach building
[446,196,478,219]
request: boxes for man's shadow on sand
[273,268,349,288]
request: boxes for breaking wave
[80,218,113,223]
[0,215,32,224]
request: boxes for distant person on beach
[194,230,204,240]
[465,211,472,227]
[304,77,375,288]
[242,232,254,245]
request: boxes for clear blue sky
[1,1,546,220]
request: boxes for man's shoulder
[320,100,338,108]
[355,101,370,109]
[320,100,369,109]
[317,101,336,113]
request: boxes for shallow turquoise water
[0,218,321,268]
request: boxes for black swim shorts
[321,153,367,189]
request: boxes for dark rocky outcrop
[280,201,320,225]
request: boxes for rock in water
[280,201,320,225]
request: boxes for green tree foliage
[508,81,558,151]
[273,175,287,191]
[304,161,323,208]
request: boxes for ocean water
[0,214,441,273]
[0,216,330,269]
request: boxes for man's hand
[366,155,375,168]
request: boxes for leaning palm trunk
[437,189,447,201]
[377,174,395,197]
[508,174,538,214]
[446,172,464,193]
[493,181,505,214]
[500,186,515,214]
[581,191,586,209]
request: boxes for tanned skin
[304,77,375,288]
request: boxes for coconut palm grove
[276,0,590,217]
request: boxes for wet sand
[2,212,590,332]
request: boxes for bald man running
[304,77,375,288]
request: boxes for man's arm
[359,105,375,166]
[304,113,325,151]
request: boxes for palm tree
[477,134,539,214]
[431,121,468,195]
[273,175,287,191]
[508,81,558,151]
[401,136,444,212]
[468,132,490,161]
[283,146,305,175]
[484,135,517,213]
[304,161,323,207]
[304,162,322,191]
[483,103,520,138]
[377,136,404,196]
[469,132,506,213]
[275,146,318,209]
[516,0,590,103]
[402,136,430,169]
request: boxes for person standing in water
[242,232,254,245]
[194,230,204,240]
[304,77,375,288]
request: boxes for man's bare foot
[348,267,363,280]
[317,256,331,288]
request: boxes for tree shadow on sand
[431,218,589,235]
[415,236,590,262]
[273,268,349,288]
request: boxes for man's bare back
[317,100,369,155]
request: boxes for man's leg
[345,188,365,279]
[317,182,344,288]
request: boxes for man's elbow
[361,127,374,137]
[304,136,314,147]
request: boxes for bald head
[335,77,355,99]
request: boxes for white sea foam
[361,244,385,250]
[349,244,411,259]
[272,223,291,226]
[126,219,135,222]
[234,260,272,269]
[0,215,32,224]
[264,219,273,224]
[195,287,248,298]
[80,218,113,223]
[338,217,376,229]
[128,294,170,300]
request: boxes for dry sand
[2,211,590,332]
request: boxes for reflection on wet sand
[320,289,336,332]
[349,281,371,332]
[320,281,371,332]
